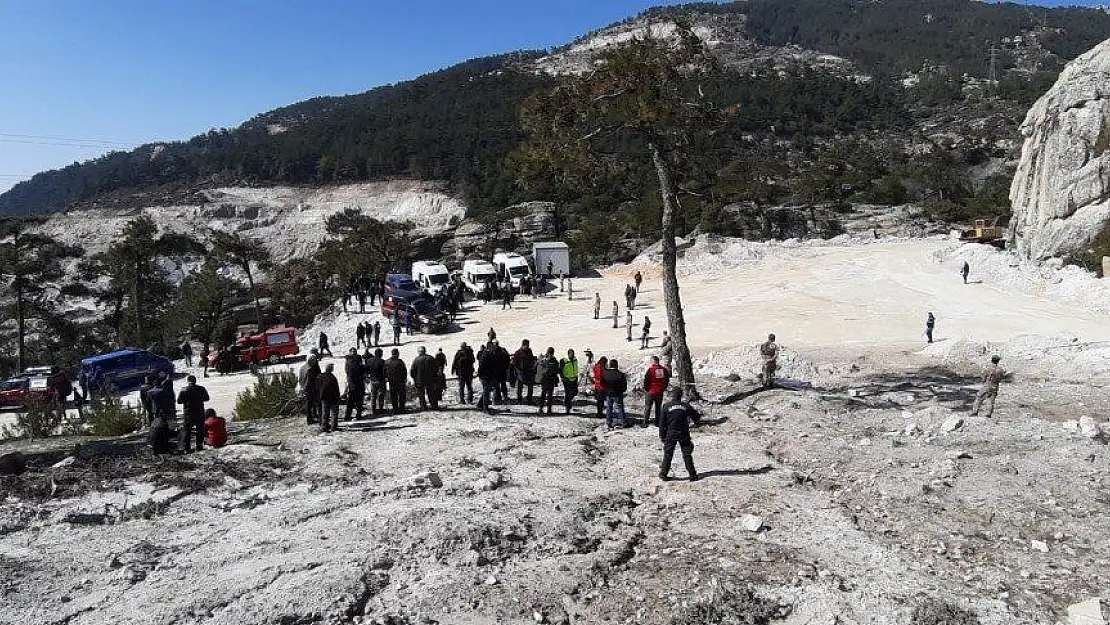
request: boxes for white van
[461,259,497,295]
[492,252,532,288]
[412,261,451,295]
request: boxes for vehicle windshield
[508,266,528,276]
[0,379,23,391]
[412,299,439,315]
[476,272,496,281]
[392,279,419,291]
[428,273,449,285]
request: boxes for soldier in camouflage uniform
[970,355,1005,418]
[760,334,779,389]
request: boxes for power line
[0,132,137,147]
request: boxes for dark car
[380,292,450,334]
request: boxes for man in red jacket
[204,409,227,448]
[642,356,670,428]
[592,356,608,418]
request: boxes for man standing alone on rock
[659,388,700,482]
[970,355,1005,418]
[384,349,408,414]
[925,312,936,344]
[961,261,970,285]
[176,375,210,453]
[760,334,779,389]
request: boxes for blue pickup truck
[81,349,174,393]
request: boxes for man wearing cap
[659,387,700,482]
[970,355,1005,418]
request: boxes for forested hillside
[3,0,1110,219]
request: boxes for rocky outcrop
[1010,38,1110,261]
[443,201,560,259]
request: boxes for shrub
[1,397,65,440]
[668,585,789,625]
[235,371,300,421]
[85,395,143,437]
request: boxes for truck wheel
[268,354,281,366]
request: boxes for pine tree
[210,231,271,332]
[514,24,719,398]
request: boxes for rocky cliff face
[1010,39,1110,261]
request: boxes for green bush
[1,397,64,440]
[235,371,300,422]
[85,395,143,437]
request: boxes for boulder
[1067,597,1107,625]
[1010,39,1110,261]
[0,451,27,476]
[1079,416,1107,442]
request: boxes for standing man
[476,344,498,413]
[317,363,342,433]
[365,348,387,415]
[642,356,670,428]
[410,347,439,410]
[592,356,609,418]
[318,331,333,358]
[299,355,321,425]
[358,290,367,313]
[612,301,619,329]
[199,345,211,378]
[356,322,367,350]
[593,293,601,320]
[344,348,366,421]
[384,348,408,414]
[558,271,565,292]
[452,342,475,405]
[181,340,194,368]
[177,375,209,452]
[567,275,573,300]
[625,284,635,311]
[392,313,402,346]
[925,312,936,344]
[626,310,634,342]
[513,339,537,405]
[970,355,1005,418]
[660,331,673,369]
[634,270,643,293]
[659,388,700,482]
[601,359,629,429]
[560,349,580,415]
[961,261,970,285]
[760,333,779,389]
[373,320,382,347]
[640,316,652,349]
[493,340,511,404]
[537,347,560,415]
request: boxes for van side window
[266,333,290,346]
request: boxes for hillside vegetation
[1,0,1108,226]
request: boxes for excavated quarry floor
[2,238,1109,624]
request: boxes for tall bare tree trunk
[650,142,699,399]
[133,262,143,347]
[245,264,263,332]
[15,276,25,373]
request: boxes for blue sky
[0,0,1104,194]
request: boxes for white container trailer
[532,242,570,277]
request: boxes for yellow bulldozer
[959,217,1006,248]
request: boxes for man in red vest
[642,356,670,428]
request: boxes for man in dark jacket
[356,323,367,349]
[139,376,156,424]
[512,339,537,405]
[600,359,629,429]
[476,344,498,414]
[373,320,381,347]
[383,349,408,413]
[176,375,210,452]
[149,376,176,421]
[318,331,334,357]
[452,343,475,404]
[410,347,439,410]
[316,363,342,433]
[659,388,700,482]
[344,349,366,421]
[494,341,511,404]
[365,348,387,415]
[300,356,321,424]
[537,347,560,415]
[149,414,177,455]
